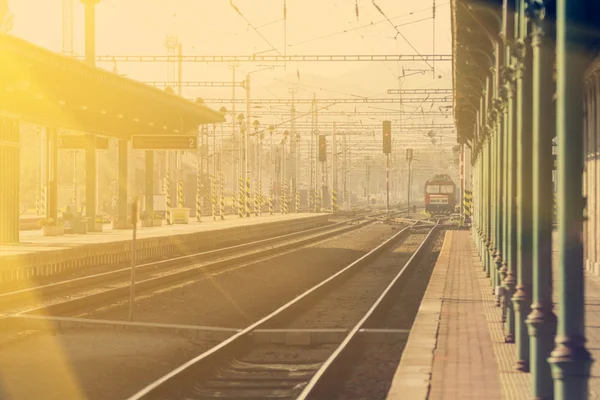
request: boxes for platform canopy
[0,34,224,138]
[451,0,503,145]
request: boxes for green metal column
[494,37,506,306]
[0,117,20,244]
[549,0,593,398]
[502,0,518,343]
[525,1,557,397]
[513,0,533,372]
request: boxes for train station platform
[0,213,328,284]
[386,230,600,399]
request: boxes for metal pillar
[82,0,99,67]
[502,0,518,343]
[526,1,557,397]
[549,1,593,398]
[46,127,59,222]
[0,117,20,244]
[513,0,532,372]
[85,135,97,231]
[144,151,154,222]
[494,33,505,307]
[245,74,251,217]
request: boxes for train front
[424,175,457,215]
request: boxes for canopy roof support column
[0,117,20,244]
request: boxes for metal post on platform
[503,0,518,344]
[513,0,533,372]
[525,0,557,397]
[129,196,138,322]
[494,33,505,307]
[549,0,593,398]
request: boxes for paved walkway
[387,229,600,399]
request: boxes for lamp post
[268,125,275,215]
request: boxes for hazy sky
[8,0,455,148]
[9,1,451,82]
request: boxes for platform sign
[57,135,109,150]
[132,135,197,150]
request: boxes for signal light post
[383,121,391,218]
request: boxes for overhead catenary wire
[255,3,448,55]
[371,0,433,70]
[230,0,281,55]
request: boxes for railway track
[127,220,440,400]
[0,209,404,317]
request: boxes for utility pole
[230,63,238,210]
[245,73,251,217]
[331,122,337,212]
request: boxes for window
[440,185,454,194]
[426,185,440,194]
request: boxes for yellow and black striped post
[332,189,338,213]
[36,183,41,215]
[295,186,300,213]
[195,178,202,223]
[212,176,217,221]
[269,178,274,215]
[72,183,77,208]
[282,180,287,214]
[245,176,251,217]
[165,179,172,224]
[463,189,473,224]
[177,180,184,208]
[254,191,259,216]
[220,171,225,220]
[258,179,263,216]
[238,176,245,218]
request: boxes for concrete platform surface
[387,230,600,399]
[1,213,327,257]
[0,213,329,283]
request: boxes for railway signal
[318,135,327,162]
[383,121,392,154]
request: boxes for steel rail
[0,217,348,303]
[127,219,429,400]
[2,213,379,306]
[12,210,410,316]
[295,221,439,399]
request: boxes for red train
[424,174,457,215]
